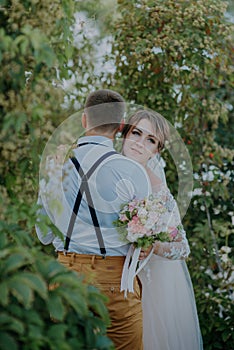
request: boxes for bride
[121,110,203,350]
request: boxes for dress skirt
[138,255,203,350]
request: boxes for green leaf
[0,248,11,261]
[3,112,27,132]
[0,332,18,350]
[14,35,30,55]
[222,330,231,342]
[87,288,110,324]
[0,233,7,249]
[57,288,88,316]
[95,334,114,349]
[19,272,48,300]
[47,293,65,321]
[47,260,68,278]
[50,272,82,286]
[8,275,34,308]
[0,313,24,334]
[27,324,44,341]
[22,309,43,327]
[47,324,67,340]
[2,253,28,275]
[0,282,9,306]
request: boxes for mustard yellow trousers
[58,252,143,350]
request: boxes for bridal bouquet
[113,193,180,247]
[113,190,181,296]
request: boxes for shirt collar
[77,135,114,148]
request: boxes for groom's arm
[35,195,55,245]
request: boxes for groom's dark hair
[84,89,125,132]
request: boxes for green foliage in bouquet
[133,232,171,249]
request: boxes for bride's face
[122,119,159,166]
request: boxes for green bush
[0,1,113,349]
[109,0,234,348]
[0,222,113,350]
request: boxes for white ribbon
[121,244,154,298]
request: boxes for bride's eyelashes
[131,129,141,136]
[148,137,156,144]
[131,129,156,144]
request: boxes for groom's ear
[82,113,87,128]
[118,119,125,132]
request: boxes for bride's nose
[135,137,145,148]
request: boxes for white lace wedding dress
[139,256,203,350]
[138,158,203,350]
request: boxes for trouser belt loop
[91,255,95,269]
[70,252,75,266]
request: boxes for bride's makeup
[123,119,159,166]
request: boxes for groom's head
[83,89,125,136]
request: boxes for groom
[36,89,151,349]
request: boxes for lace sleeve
[153,187,190,260]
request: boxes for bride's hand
[146,168,163,192]
[139,245,153,260]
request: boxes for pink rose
[169,227,178,239]
[128,221,148,235]
[132,215,139,224]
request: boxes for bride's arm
[145,165,190,260]
[153,226,190,260]
[153,185,190,260]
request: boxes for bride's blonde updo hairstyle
[121,110,170,152]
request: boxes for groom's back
[60,139,151,256]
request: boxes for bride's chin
[123,151,143,165]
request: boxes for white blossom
[220,246,231,254]
[202,170,214,182]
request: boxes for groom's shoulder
[106,154,152,196]
[103,152,150,178]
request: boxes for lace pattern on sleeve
[154,187,190,260]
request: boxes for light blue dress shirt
[36,135,151,256]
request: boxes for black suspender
[64,150,117,257]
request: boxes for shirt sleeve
[35,156,63,245]
[35,195,55,245]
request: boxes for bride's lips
[131,147,143,155]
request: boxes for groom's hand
[139,246,153,260]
